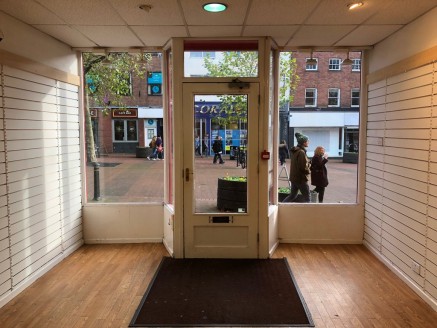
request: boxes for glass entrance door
[183,82,259,258]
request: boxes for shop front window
[113,120,138,142]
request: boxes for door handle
[185,168,193,182]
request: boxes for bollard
[93,162,101,201]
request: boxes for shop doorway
[183,82,259,258]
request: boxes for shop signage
[90,109,97,118]
[147,72,162,84]
[195,102,245,116]
[112,108,138,118]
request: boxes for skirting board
[269,240,280,257]
[279,239,363,244]
[84,238,163,244]
[162,238,174,257]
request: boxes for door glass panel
[126,120,137,141]
[114,120,124,141]
[193,94,248,213]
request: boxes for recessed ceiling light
[139,4,152,12]
[203,3,228,13]
[347,2,364,10]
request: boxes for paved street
[86,154,358,204]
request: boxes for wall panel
[0,65,12,298]
[0,64,82,304]
[365,61,437,307]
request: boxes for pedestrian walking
[212,135,224,164]
[283,132,310,203]
[195,136,202,156]
[310,146,329,203]
[203,134,209,156]
[147,136,157,160]
[279,139,289,165]
[156,136,164,160]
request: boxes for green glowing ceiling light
[203,3,228,13]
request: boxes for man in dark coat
[283,132,310,202]
[212,135,224,164]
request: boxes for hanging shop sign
[112,108,138,118]
[90,109,97,118]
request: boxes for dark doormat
[130,257,314,327]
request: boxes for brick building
[90,53,163,155]
[90,50,361,158]
[283,51,361,159]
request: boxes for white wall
[368,7,437,73]
[364,8,437,310]
[0,12,78,75]
[0,15,82,308]
[83,205,163,243]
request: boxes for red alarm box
[261,150,270,160]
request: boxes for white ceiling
[1,0,436,50]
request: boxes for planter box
[217,178,247,212]
[343,152,358,164]
[136,146,153,158]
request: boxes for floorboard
[0,243,436,327]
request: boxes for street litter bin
[310,191,319,203]
[229,146,239,160]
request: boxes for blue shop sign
[147,72,162,84]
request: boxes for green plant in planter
[222,176,247,182]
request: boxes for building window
[329,58,341,71]
[113,120,138,142]
[351,88,360,107]
[190,51,216,59]
[352,59,361,71]
[328,88,340,107]
[305,58,318,71]
[305,88,317,107]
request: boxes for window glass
[329,58,341,70]
[351,88,360,107]
[83,52,164,203]
[352,59,361,71]
[126,120,138,141]
[305,88,317,107]
[328,88,340,107]
[190,51,216,59]
[280,50,360,204]
[305,58,318,71]
[184,51,258,77]
[114,120,125,141]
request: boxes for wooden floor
[0,243,436,327]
